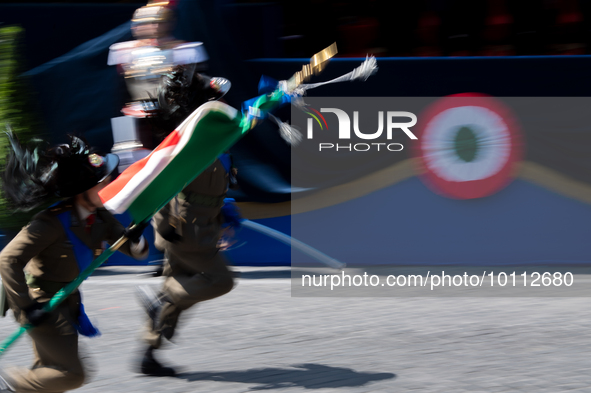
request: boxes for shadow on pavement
[235,270,291,280]
[92,263,164,277]
[176,363,395,390]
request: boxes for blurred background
[5,0,591,65]
[2,5,590,392]
[1,0,591,267]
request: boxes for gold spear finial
[286,43,338,92]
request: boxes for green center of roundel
[453,126,480,162]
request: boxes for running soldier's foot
[140,347,176,377]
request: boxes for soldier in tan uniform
[0,135,149,393]
[135,65,237,376]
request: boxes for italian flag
[99,101,241,224]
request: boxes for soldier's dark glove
[123,221,149,243]
[159,224,181,243]
[24,302,51,326]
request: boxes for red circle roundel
[413,93,523,199]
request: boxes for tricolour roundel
[413,93,522,199]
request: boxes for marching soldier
[0,134,149,393]
[135,65,237,376]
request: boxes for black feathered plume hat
[150,64,231,139]
[1,131,119,210]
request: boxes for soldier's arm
[0,215,59,313]
[102,211,149,260]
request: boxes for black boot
[140,346,176,377]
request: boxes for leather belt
[177,192,224,208]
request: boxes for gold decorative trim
[237,159,418,219]
[286,43,338,91]
[517,161,591,205]
[237,160,591,220]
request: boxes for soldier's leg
[138,253,180,376]
[142,252,233,347]
[162,251,234,310]
[157,252,234,339]
[138,251,234,376]
[162,250,235,329]
[6,328,84,393]
[142,300,181,350]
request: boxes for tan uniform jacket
[0,199,148,326]
[153,159,228,268]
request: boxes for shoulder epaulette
[46,201,75,216]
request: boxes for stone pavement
[1,266,591,392]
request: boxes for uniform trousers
[143,247,234,349]
[7,294,85,393]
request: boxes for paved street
[1,266,591,392]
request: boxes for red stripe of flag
[99,130,181,202]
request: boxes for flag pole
[0,87,280,356]
[0,88,287,357]
[0,43,343,358]
[0,226,134,358]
